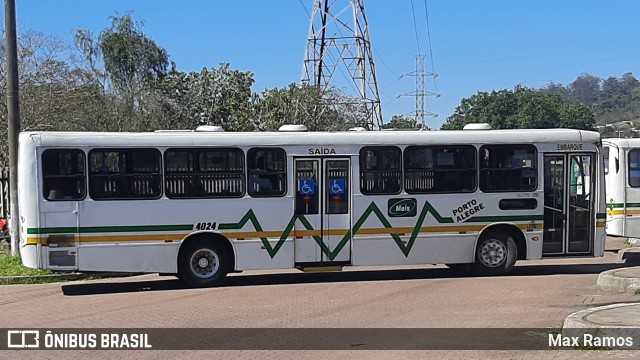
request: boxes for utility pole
[5,0,21,255]
[302,0,383,130]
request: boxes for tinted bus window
[89,148,162,200]
[42,149,86,201]
[248,148,287,197]
[603,146,609,175]
[628,149,640,187]
[480,145,537,192]
[165,148,245,198]
[404,145,476,193]
[360,146,402,195]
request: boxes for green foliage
[542,72,640,129]
[6,12,640,174]
[441,86,595,130]
[256,83,351,131]
[98,15,169,94]
[382,115,419,129]
[0,253,52,277]
[150,64,257,131]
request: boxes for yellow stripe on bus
[25,223,544,245]
[608,209,640,215]
[26,234,189,245]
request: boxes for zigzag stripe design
[218,201,460,260]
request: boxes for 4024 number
[194,222,217,230]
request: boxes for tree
[441,86,595,130]
[256,83,351,131]
[569,73,601,105]
[75,14,170,130]
[0,28,108,165]
[148,64,257,131]
[381,115,418,129]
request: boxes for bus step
[299,266,343,273]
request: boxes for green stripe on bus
[596,213,606,219]
[465,215,544,223]
[27,224,193,235]
[608,203,640,208]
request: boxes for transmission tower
[302,0,383,130]
[401,54,439,129]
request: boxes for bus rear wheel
[472,230,517,276]
[178,240,229,287]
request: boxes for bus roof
[602,137,640,148]
[20,128,600,148]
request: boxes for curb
[629,238,640,247]
[617,247,640,264]
[562,302,640,349]
[0,272,144,285]
[596,266,640,293]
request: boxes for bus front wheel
[472,230,517,276]
[178,240,229,287]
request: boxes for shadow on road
[61,260,631,296]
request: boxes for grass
[0,253,52,277]
[0,253,77,284]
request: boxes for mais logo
[388,198,417,217]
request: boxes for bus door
[42,202,79,270]
[294,158,351,264]
[543,153,594,255]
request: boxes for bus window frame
[42,148,87,201]
[164,147,246,199]
[88,148,163,201]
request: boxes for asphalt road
[1,238,638,359]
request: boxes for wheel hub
[479,239,506,267]
[189,248,220,279]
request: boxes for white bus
[602,138,640,238]
[18,127,606,287]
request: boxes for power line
[410,0,421,54]
[423,0,438,94]
[298,0,310,17]
[423,0,435,74]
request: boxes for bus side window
[247,148,287,198]
[603,146,609,175]
[165,148,245,199]
[628,149,640,187]
[89,148,162,200]
[42,149,86,201]
[359,146,402,195]
[479,144,537,192]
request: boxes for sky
[10,0,640,129]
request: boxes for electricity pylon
[400,54,439,129]
[302,0,383,130]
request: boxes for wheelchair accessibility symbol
[329,179,345,195]
[299,179,316,195]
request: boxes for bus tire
[472,230,517,276]
[178,240,229,287]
